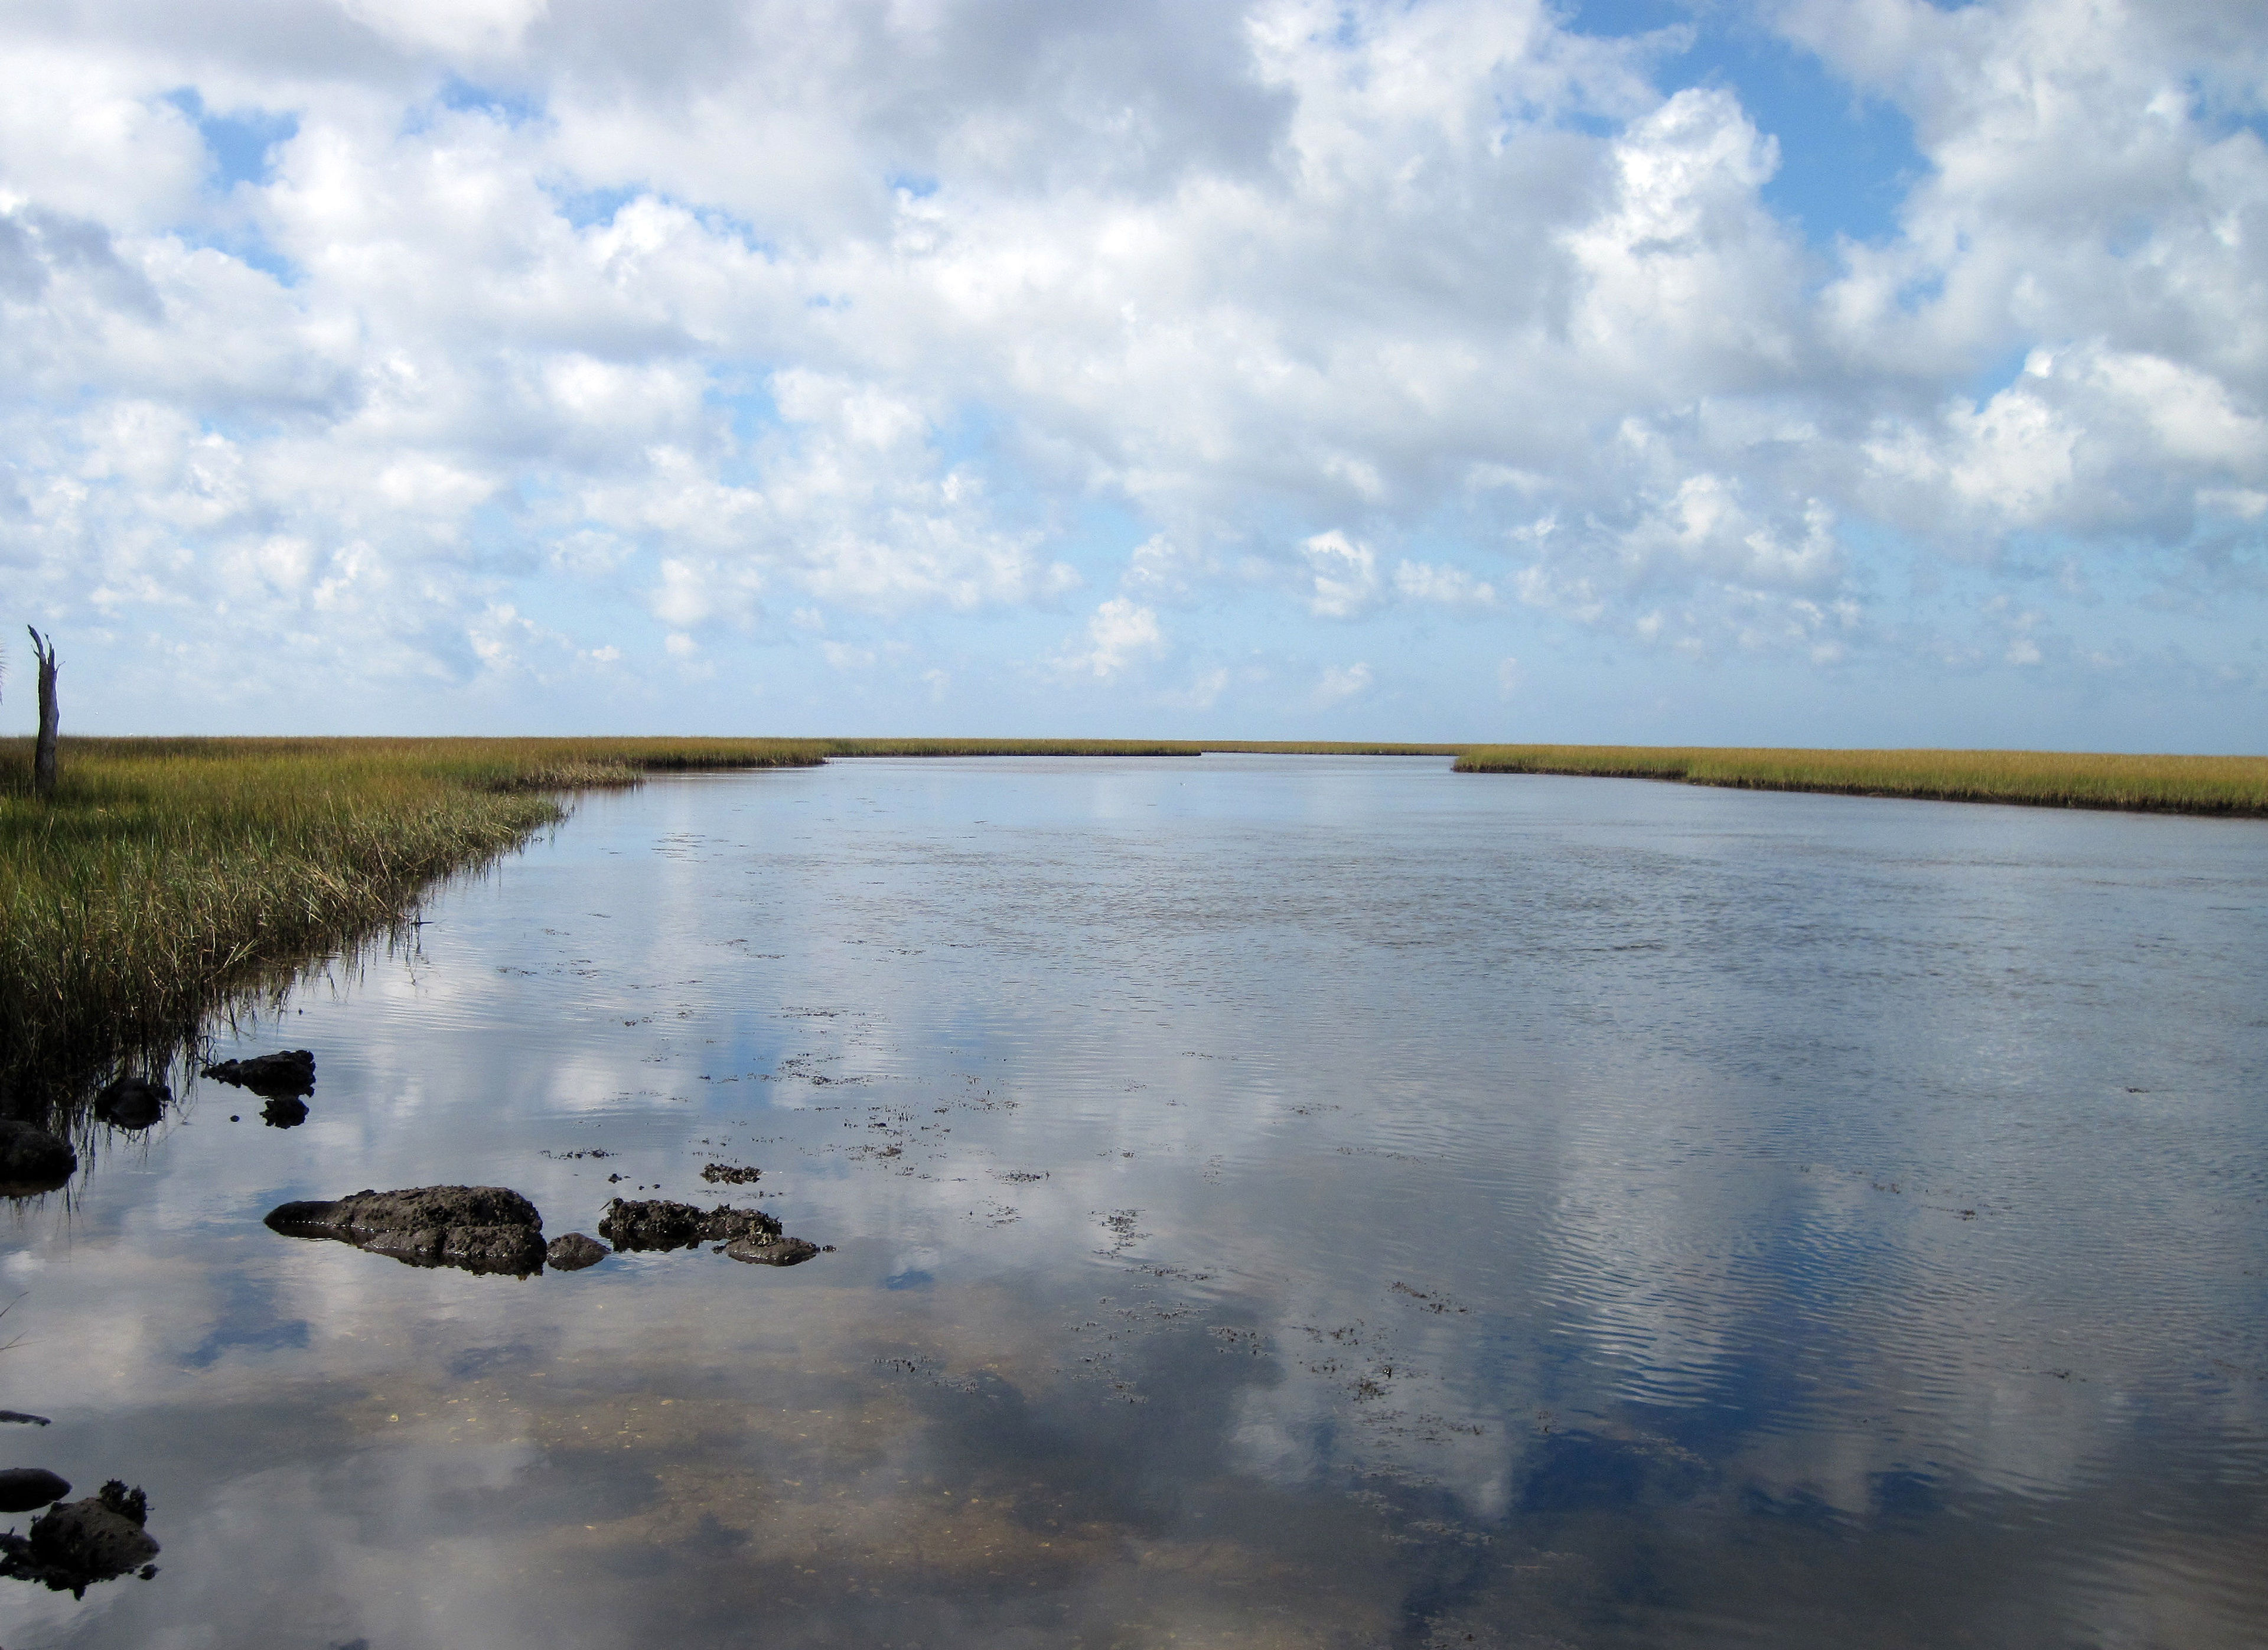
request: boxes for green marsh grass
[1453,744,2268,816]
[0,737,822,1095]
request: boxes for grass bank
[1453,745,2268,816]
[0,737,822,1095]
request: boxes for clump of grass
[0,737,822,1098]
[1453,745,2268,816]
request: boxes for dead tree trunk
[27,628,58,800]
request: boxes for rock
[92,1076,168,1131]
[545,1232,607,1271]
[265,1186,546,1275]
[0,1481,158,1598]
[0,1413,50,1427]
[597,1198,781,1253]
[725,1234,820,1267]
[0,1469,69,1513]
[0,1121,75,1193]
[259,1096,309,1129]
[203,1049,315,1097]
[699,1163,761,1184]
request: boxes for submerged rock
[0,1481,158,1598]
[92,1077,168,1131]
[0,1414,50,1428]
[259,1096,309,1129]
[545,1232,607,1271]
[0,1469,69,1514]
[203,1049,316,1098]
[597,1198,781,1253]
[265,1186,546,1275]
[725,1234,819,1267]
[0,1121,75,1193]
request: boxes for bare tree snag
[27,628,58,800]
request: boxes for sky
[0,0,2263,747]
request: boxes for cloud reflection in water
[2,758,2263,1646]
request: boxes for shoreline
[8,734,2260,1099]
[0,737,825,1099]
[1452,744,2268,818]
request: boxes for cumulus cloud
[1057,597,1165,680]
[1299,531,1381,619]
[1863,344,2268,544]
[0,0,2259,729]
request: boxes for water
[4,756,2264,1648]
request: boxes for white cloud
[1057,597,1165,680]
[651,555,760,630]
[1301,531,1381,619]
[1861,340,2268,547]
[337,0,549,57]
[1394,559,1498,607]
[0,0,2258,728]
[608,374,1080,623]
[1560,87,1801,389]
[1314,661,1373,705]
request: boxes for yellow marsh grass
[1453,745,2268,816]
[0,737,821,1085]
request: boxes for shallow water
[5,755,2265,1648]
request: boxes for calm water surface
[5,756,2266,1648]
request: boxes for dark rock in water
[725,1234,820,1267]
[0,1121,75,1193]
[597,1198,781,1253]
[203,1049,316,1098]
[260,1096,309,1128]
[0,1481,158,1598]
[0,1413,50,1427]
[700,1162,761,1184]
[545,1232,607,1271]
[594,1199,816,1266]
[0,1469,69,1513]
[265,1186,545,1275]
[92,1077,168,1131]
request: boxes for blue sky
[1,0,2263,748]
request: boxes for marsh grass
[0,737,822,1100]
[1453,744,2268,816]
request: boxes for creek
[4,755,2264,1647]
